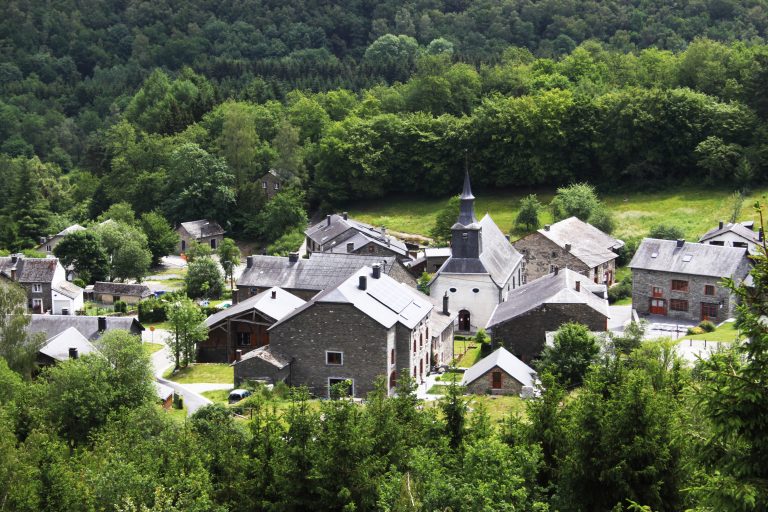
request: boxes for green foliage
[138,297,167,323]
[249,188,307,243]
[648,224,686,240]
[166,297,207,368]
[516,194,542,231]
[474,328,488,345]
[610,320,646,355]
[417,272,431,295]
[185,256,225,299]
[54,230,109,284]
[429,195,460,245]
[216,238,240,290]
[113,300,128,313]
[697,320,716,332]
[184,240,212,262]
[0,282,44,378]
[537,322,600,388]
[607,277,632,304]
[140,212,180,266]
[550,183,614,233]
[266,227,305,256]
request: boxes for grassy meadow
[349,186,768,242]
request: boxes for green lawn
[427,384,450,395]
[457,346,482,368]
[201,389,232,404]
[349,186,768,241]
[468,395,527,424]
[684,321,742,342]
[436,371,464,383]
[146,321,173,331]
[613,296,633,306]
[158,404,187,423]
[142,342,164,356]
[164,363,233,384]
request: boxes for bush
[698,320,716,332]
[687,326,705,335]
[113,300,128,313]
[266,227,305,256]
[608,278,632,304]
[648,224,685,240]
[138,297,167,323]
[72,278,86,289]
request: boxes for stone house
[514,217,624,285]
[629,239,751,323]
[0,255,82,314]
[36,224,86,254]
[236,252,416,302]
[176,219,225,253]
[234,265,444,398]
[699,220,764,256]
[461,347,537,396]
[200,287,305,363]
[305,212,411,261]
[259,169,283,200]
[429,172,524,333]
[92,281,153,305]
[486,268,609,363]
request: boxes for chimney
[442,292,449,315]
[358,275,367,290]
[235,349,242,362]
[565,243,572,252]
[381,226,387,236]
[246,256,253,268]
[288,252,299,263]
[342,211,348,220]
[98,316,107,332]
[262,248,267,255]
[326,214,331,226]
[372,263,381,279]
[271,289,277,299]
[553,266,559,275]
[719,220,724,229]
[676,239,685,248]
[232,290,239,305]
[347,242,354,253]
[575,281,581,292]
[10,266,16,281]
[10,254,18,264]
[68,347,78,359]
[544,225,551,231]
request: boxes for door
[492,371,502,389]
[210,238,217,250]
[701,302,719,321]
[649,298,667,315]
[458,309,471,331]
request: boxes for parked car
[228,389,252,404]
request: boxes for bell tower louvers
[450,170,482,258]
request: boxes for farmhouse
[514,216,624,285]
[92,281,153,305]
[429,171,524,333]
[234,264,446,398]
[629,238,751,323]
[699,220,764,255]
[461,347,537,396]
[200,286,305,363]
[235,252,415,302]
[0,254,82,314]
[486,267,609,363]
[36,223,86,254]
[176,219,225,253]
[305,212,410,261]
[259,169,282,200]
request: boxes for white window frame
[32,283,42,293]
[262,181,267,189]
[32,298,42,309]
[274,182,279,190]
[325,350,343,366]
[328,377,354,398]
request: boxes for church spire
[457,153,477,226]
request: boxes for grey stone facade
[490,303,608,363]
[465,365,524,395]
[234,357,290,386]
[515,234,616,284]
[631,268,746,323]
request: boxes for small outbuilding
[461,347,537,396]
[93,281,153,305]
[177,219,225,253]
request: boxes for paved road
[608,305,633,332]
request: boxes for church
[429,172,524,333]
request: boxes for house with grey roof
[305,212,411,261]
[200,286,305,363]
[629,238,751,323]
[700,220,764,255]
[429,171,524,333]
[176,219,225,253]
[36,223,86,254]
[27,315,144,341]
[486,267,609,363]
[514,216,624,285]
[235,252,416,302]
[0,255,81,314]
[92,281,153,305]
[36,326,98,366]
[235,264,442,398]
[461,347,537,396]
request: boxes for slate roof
[425,247,451,258]
[0,256,60,283]
[461,347,537,388]
[700,222,762,245]
[438,214,523,288]
[93,281,153,298]
[237,253,401,292]
[56,224,86,237]
[629,239,749,278]
[426,294,456,337]
[27,315,144,341]
[486,268,609,328]
[536,217,623,268]
[52,281,84,299]
[233,345,292,369]
[179,219,225,239]
[325,231,409,257]
[271,266,433,331]
[305,214,409,256]
[39,326,98,361]
[205,287,305,328]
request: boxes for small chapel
[429,171,524,333]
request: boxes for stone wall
[490,303,608,363]
[465,365,524,396]
[234,357,290,387]
[514,233,590,282]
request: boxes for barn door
[649,298,667,315]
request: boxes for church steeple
[451,156,482,259]
[457,169,477,227]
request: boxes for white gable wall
[704,232,759,253]
[430,273,502,332]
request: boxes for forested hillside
[2,0,768,252]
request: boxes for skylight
[651,252,658,258]
[682,254,693,262]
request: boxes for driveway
[641,314,698,340]
[608,305,633,332]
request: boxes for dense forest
[2,0,768,252]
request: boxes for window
[492,371,502,389]
[671,280,688,292]
[449,287,456,293]
[413,339,416,352]
[472,288,479,293]
[733,241,748,248]
[326,351,343,365]
[262,181,267,189]
[419,333,423,348]
[551,251,557,258]
[462,232,468,240]
[652,286,663,297]
[390,349,395,365]
[367,245,374,253]
[704,285,716,296]
[670,299,688,312]
[237,332,251,346]
[701,302,720,321]
[46,245,51,252]
[32,283,42,293]
[32,299,42,312]
[549,265,557,273]
[250,287,258,296]
[709,241,725,246]
[274,182,279,190]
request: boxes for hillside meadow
[349,186,768,242]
